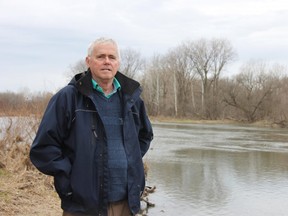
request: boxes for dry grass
[0,170,61,216]
[0,116,62,216]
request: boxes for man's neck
[95,78,114,95]
[100,82,114,95]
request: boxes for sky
[1,0,288,93]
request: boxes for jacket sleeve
[29,88,75,177]
[138,99,153,157]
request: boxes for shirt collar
[91,78,121,98]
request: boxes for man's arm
[30,89,74,177]
[138,100,153,157]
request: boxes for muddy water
[144,123,288,216]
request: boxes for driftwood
[137,185,156,216]
[136,162,157,215]
[141,185,156,207]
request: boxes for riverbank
[0,167,154,216]
[150,116,281,127]
[0,115,154,215]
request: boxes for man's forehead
[93,43,118,55]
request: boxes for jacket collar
[115,71,140,96]
[70,69,141,97]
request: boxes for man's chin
[98,76,114,83]
[91,71,116,82]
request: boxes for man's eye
[95,55,117,60]
[96,55,105,59]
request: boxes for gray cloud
[0,0,287,92]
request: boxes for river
[144,122,288,216]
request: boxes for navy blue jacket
[30,70,153,215]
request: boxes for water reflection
[145,123,288,216]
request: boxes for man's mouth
[101,68,112,71]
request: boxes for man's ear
[85,56,90,68]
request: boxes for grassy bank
[149,116,279,128]
[0,116,154,215]
[0,116,61,215]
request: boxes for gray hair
[87,37,120,60]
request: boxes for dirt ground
[0,169,62,216]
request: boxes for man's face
[86,43,120,82]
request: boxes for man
[30,37,153,216]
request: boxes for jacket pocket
[54,172,72,199]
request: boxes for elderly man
[30,37,153,216]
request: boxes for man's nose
[103,56,111,63]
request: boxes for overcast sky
[1,0,288,93]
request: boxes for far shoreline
[149,116,286,129]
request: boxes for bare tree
[223,61,280,122]
[65,59,87,80]
[272,76,288,127]
[141,55,170,116]
[186,38,236,119]
[119,48,145,79]
[164,45,195,117]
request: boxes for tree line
[125,38,288,126]
[1,38,287,126]
[141,39,288,124]
[113,38,287,126]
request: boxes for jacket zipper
[92,125,98,138]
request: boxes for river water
[144,123,288,216]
